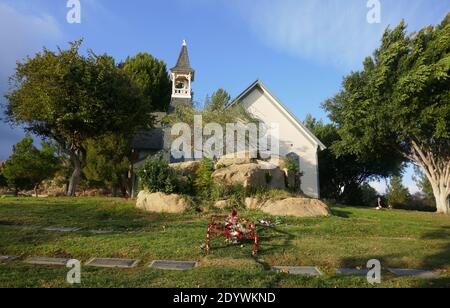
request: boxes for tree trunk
[34,184,39,198]
[432,183,449,215]
[67,153,82,197]
[410,141,449,215]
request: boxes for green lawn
[0,197,449,288]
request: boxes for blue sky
[0,0,449,193]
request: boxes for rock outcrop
[215,151,257,169]
[212,162,286,190]
[136,191,188,213]
[260,198,330,218]
[169,161,201,176]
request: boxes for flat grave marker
[90,230,114,234]
[336,268,369,276]
[388,268,439,279]
[26,257,70,266]
[85,258,140,268]
[44,226,82,232]
[0,256,19,263]
[149,260,198,271]
[272,266,323,276]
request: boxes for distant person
[376,197,383,210]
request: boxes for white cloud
[228,0,448,70]
[0,3,62,81]
[0,3,63,160]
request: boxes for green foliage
[387,176,411,209]
[210,183,247,208]
[359,183,379,207]
[4,40,151,195]
[136,155,178,194]
[2,137,59,193]
[322,16,450,212]
[122,52,171,112]
[193,158,214,198]
[304,115,400,204]
[205,88,231,112]
[284,157,300,174]
[83,134,131,194]
[0,167,6,188]
[413,166,434,202]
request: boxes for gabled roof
[227,80,326,151]
[170,41,195,78]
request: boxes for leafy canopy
[122,53,171,112]
[4,40,150,155]
[323,16,449,161]
[2,137,59,191]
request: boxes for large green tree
[4,40,151,196]
[323,16,450,214]
[304,115,401,204]
[2,137,59,196]
[122,53,171,112]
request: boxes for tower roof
[171,40,195,78]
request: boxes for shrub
[136,155,178,194]
[285,157,300,174]
[194,158,215,198]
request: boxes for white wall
[240,86,320,198]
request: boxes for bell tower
[169,40,195,112]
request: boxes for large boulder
[261,198,330,218]
[214,200,229,209]
[212,163,266,188]
[169,161,201,176]
[245,197,264,210]
[136,191,188,213]
[212,162,287,190]
[215,150,257,169]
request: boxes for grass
[0,196,449,288]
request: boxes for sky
[0,0,449,194]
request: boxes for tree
[164,88,258,158]
[0,165,6,189]
[323,15,450,214]
[360,183,379,207]
[4,40,151,196]
[413,166,435,205]
[83,134,131,196]
[205,88,231,112]
[387,176,411,209]
[2,137,59,196]
[304,115,401,204]
[122,53,171,112]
